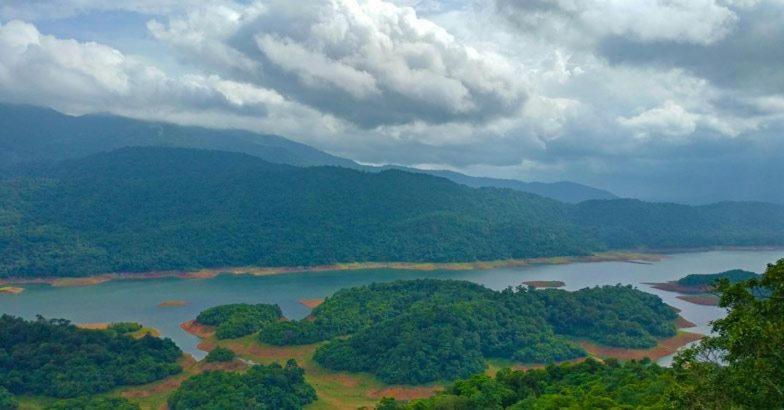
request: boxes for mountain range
[0,104,615,203]
[1,145,781,278]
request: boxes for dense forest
[167,361,316,410]
[0,315,182,398]
[195,303,282,339]
[378,358,675,409]
[256,279,678,384]
[379,258,784,409]
[1,147,782,278]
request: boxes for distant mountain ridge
[0,104,356,169]
[0,104,616,203]
[382,167,617,203]
[1,146,782,278]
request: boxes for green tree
[168,360,316,410]
[0,387,17,410]
[673,259,784,408]
[205,347,236,363]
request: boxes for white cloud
[618,101,699,139]
[0,0,217,20]
[0,19,344,140]
[256,34,380,99]
[149,0,527,126]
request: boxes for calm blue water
[1,249,781,361]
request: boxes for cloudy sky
[1,0,782,202]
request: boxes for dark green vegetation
[0,147,593,277]
[381,259,784,409]
[106,322,143,334]
[45,397,139,410]
[2,146,783,278]
[257,280,678,384]
[676,269,759,287]
[196,304,282,339]
[167,360,316,410]
[536,285,678,348]
[672,259,784,408]
[378,358,675,409]
[205,347,236,363]
[0,387,16,410]
[573,199,784,249]
[0,315,181,398]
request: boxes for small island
[649,269,760,306]
[0,286,23,294]
[159,300,190,308]
[299,298,325,309]
[522,280,565,289]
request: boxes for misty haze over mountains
[2,104,778,205]
[1,104,616,204]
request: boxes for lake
[1,249,781,361]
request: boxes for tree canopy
[257,279,678,384]
[0,315,182,398]
[672,258,784,408]
[676,269,759,287]
[2,147,781,278]
[377,358,675,409]
[376,258,784,409]
[0,386,16,410]
[196,303,282,339]
[167,360,316,410]
[205,347,236,363]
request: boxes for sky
[0,0,782,203]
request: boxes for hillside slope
[0,147,595,277]
[0,104,617,202]
[1,147,782,278]
[0,104,355,169]
[408,168,617,203]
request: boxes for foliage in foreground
[257,279,677,384]
[378,258,784,409]
[672,258,784,409]
[196,303,282,339]
[0,387,16,410]
[167,360,316,410]
[378,358,674,409]
[0,315,182,398]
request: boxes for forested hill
[1,147,782,278]
[0,104,616,202]
[0,104,356,169]
[389,167,618,203]
[573,199,784,248]
[0,147,593,277]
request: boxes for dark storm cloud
[598,3,784,95]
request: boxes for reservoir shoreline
[1,250,665,288]
[3,246,781,289]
